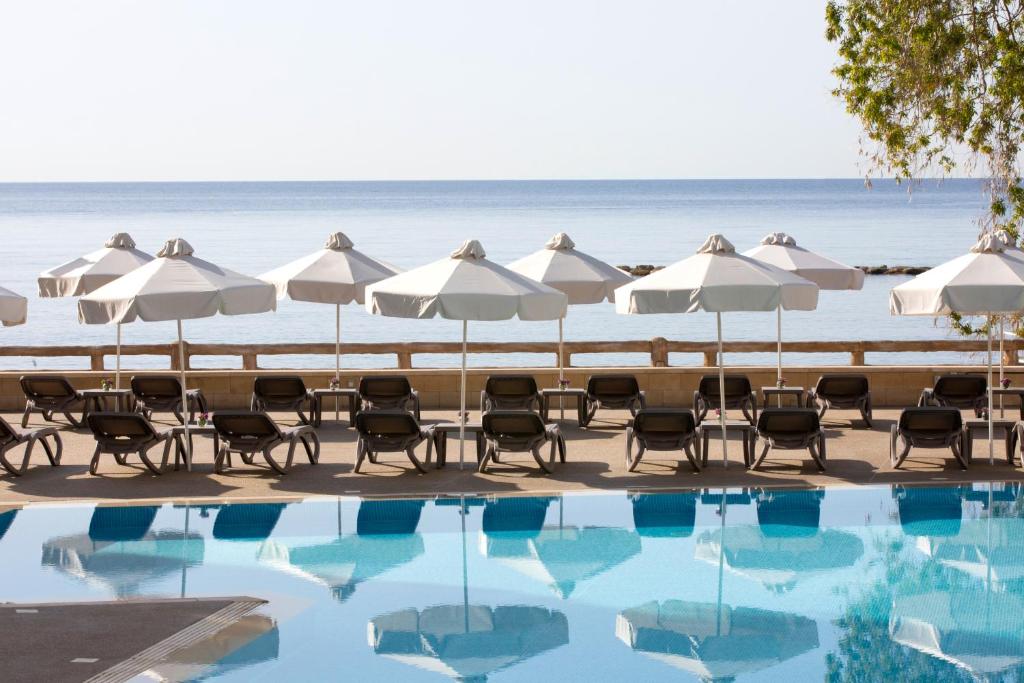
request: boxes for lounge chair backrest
[899,407,963,433]
[815,374,869,398]
[358,376,414,400]
[131,375,182,399]
[87,412,159,441]
[213,411,284,442]
[482,411,546,440]
[253,376,308,402]
[934,375,986,399]
[756,408,820,435]
[633,409,696,435]
[21,375,76,400]
[485,375,539,399]
[355,410,421,438]
[587,375,640,399]
[698,375,752,399]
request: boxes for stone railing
[0,337,1016,370]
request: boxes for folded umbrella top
[742,232,864,291]
[891,233,1024,315]
[259,232,399,305]
[78,238,277,324]
[615,234,819,314]
[506,232,632,304]
[38,232,154,298]
[366,239,567,321]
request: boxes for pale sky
[0,1,864,182]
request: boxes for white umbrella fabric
[993,230,1024,401]
[0,286,27,327]
[38,233,153,390]
[507,232,632,411]
[891,233,1024,463]
[615,234,818,465]
[743,232,863,385]
[79,238,276,469]
[365,240,567,468]
[259,232,399,396]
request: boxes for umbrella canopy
[743,232,862,383]
[38,232,153,297]
[0,286,27,327]
[742,232,864,290]
[366,239,566,321]
[891,233,1024,463]
[890,591,1024,677]
[615,234,818,465]
[616,600,819,680]
[78,238,276,470]
[366,240,567,468]
[369,604,569,680]
[480,525,641,598]
[78,238,276,324]
[260,231,399,305]
[915,518,1024,586]
[506,232,632,305]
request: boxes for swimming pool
[3,484,1022,681]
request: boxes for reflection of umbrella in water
[279,500,426,602]
[616,599,819,681]
[370,604,568,681]
[914,517,1024,587]
[480,525,640,598]
[42,528,204,597]
[155,613,280,681]
[370,496,569,681]
[890,591,1024,678]
[695,525,864,592]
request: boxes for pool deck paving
[0,407,1022,505]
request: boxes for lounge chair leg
[21,403,32,429]
[138,446,164,475]
[627,443,644,472]
[749,441,771,470]
[951,440,967,470]
[0,445,21,476]
[479,444,494,473]
[892,441,912,469]
[302,434,320,464]
[683,443,701,473]
[89,445,102,475]
[354,439,367,473]
[532,445,553,474]
[405,447,427,474]
[809,442,825,472]
[263,445,290,475]
[557,434,566,463]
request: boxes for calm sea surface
[0,179,996,369]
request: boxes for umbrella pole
[115,323,122,396]
[988,315,994,465]
[716,489,726,636]
[776,305,782,407]
[999,317,1005,418]
[180,504,189,598]
[459,319,467,470]
[178,320,191,471]
[559,317,565,421]
[717,312,728,468]
[335,303,341,421]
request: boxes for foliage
[826,1,1024,337]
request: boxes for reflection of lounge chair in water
[631,493,697,538]
[213,504,288,541]
[617,600,818,680]
[0,508,16,540]
[370,604,569,680]
[755,490,825,537]
[894,486,966,538]
[357,500,425,535]
[89,505,159,541]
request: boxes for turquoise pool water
[3,485,1023,681]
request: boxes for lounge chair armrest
[283,424,317,438]
[28,426,61,439]
[637,391,647,408]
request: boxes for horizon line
[0,176,990,185]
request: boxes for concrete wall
[2,365,1017,411]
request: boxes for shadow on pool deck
[0,408,1021,504]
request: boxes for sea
[0,179,999,370]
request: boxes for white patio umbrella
[365,240,567,468]
[79,238,276,469]
[0,286,27,327]
[259,232,399,414]
[507,232,632,415]
[615,234,818,466]
[993,230,1024,400]
[891,233,1024,464]
[38,233,154,390]
[743,232,863,385]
